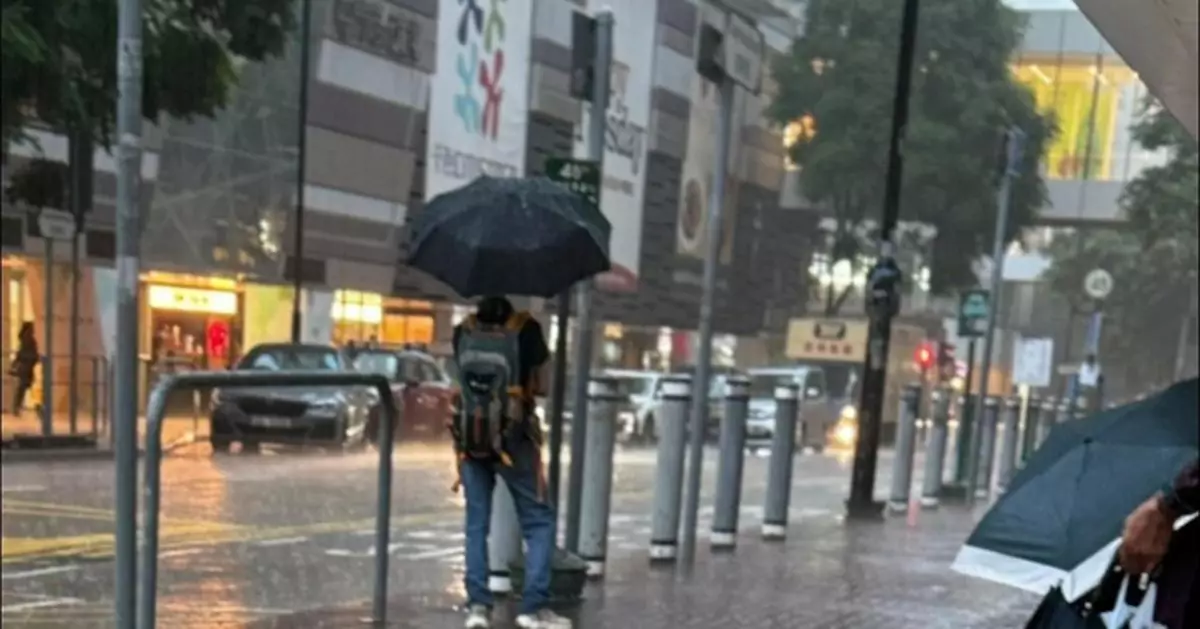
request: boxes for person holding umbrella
[407,177,611,629]
[1118,458,1198,628]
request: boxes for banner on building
[425,0,533,200]
[575,0,657,292]
[676,4,747,266]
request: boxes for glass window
[354,351,399,379]
[239,346,340,371]
[804,370,827,400]
[748,374,791,399]
[612,376,655,397]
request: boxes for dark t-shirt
[452,315,549,391]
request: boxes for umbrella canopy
[952,378,1198,599]
[407,176,611,298]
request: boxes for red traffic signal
[915,342,935,370]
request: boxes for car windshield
[354,352,399,378]
[748,374,796,398]
[612,376,655,397]
[239,346,340,371]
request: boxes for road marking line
[1,565,80,581]
[0,485,46,494]
[1,597,83,613]
[159,549,205,559]
[399,547,462,560]
[251,536,309,547]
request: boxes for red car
[352,348,457,441]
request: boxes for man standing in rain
[450,296,569,629]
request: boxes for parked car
[353,348,457,441]
[209,343,379,453]
[604,369,664,443]
[744,366,839,451]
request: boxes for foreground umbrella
[952,378,1198,600]
[407,176,611,298]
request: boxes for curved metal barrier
[131,370,399,629]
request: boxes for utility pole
[114,0,144,625]
[967,127,1026,506]
[563,8,613,553]
[290,0,313,342]
[679,8,764,563]
[845,0,921,520]
[68,127,93,435]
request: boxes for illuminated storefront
[1012,59,1141,181]
[142,272,243,370]
[332,290,434,347]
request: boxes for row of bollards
[486,375,1093,595]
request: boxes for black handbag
[1024,559,1130,629]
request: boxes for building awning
[1073,0,1198,139]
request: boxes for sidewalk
[246,508,1038,629]
[1,412,202,462]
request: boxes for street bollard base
[582,557,605,579]
[510,548,587,603]
[886,500,909,514]
[939,484,970,503]
[488,573,512,595]
[919,496,940,510]
[649,543,677,562]
[710,531,736,549]
[761,523,787,541]
[845,499,886,521]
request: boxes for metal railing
[130,370,399,629]
[1,353,109,440]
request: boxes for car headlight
[834,421,857,445]
[840,405,858,421]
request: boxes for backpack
[453,312,529,460]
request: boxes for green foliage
[1043,103,1198,388]
[768,0,1053,304]
[1,0,295,162]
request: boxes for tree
[768,0,1053,313]
[1,0,295,205]
[1043,102,1199,392]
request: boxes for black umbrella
[407,176,611,298]
[953,378,1198,598]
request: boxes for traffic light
[696,23,726,83]
[936,341,956,382]
[569,12,597,100]
[914,342,934,372]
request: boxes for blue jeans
[461,435,555,615]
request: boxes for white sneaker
[464,604,491,628]
[515,609,572,629]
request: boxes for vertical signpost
[680,6,764,565]
[1079,268,1112,410]
[37,209,76,438]
[946,288,988,497]
[544,156,601,514]
[563,9,614,554]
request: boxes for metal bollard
[951,393,977,486]
[920,390,951,509]
[974,396,1000,499]
[1036,397,1057,447]
[888,384,922,513]
[91,358,101,439]
[579,377,620,578]
[1072,398,1087,421]
[649,377,691,562]
[488,480,522,594]
[1020,396,1041,463]
[996,397,1021,492]
[762,384,799,540]
[711,375,750,550]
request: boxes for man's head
[476,296,514,324]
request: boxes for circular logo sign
[1083,269,1114,300]
[678,177,706,252]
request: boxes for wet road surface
[2,442,1035,627]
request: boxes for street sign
[37,209,76,240]
[722,11,764,94]
[1083,269,1113,300]
[957,289,991,338]
[545,157,601,209]
[1013,337,1054,388]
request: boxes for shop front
[143,272,243,371]
[331,290,436,349]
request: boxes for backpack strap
[461,314,478,332]
[505,310,531,332]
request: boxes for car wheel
[640,415,657,445]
